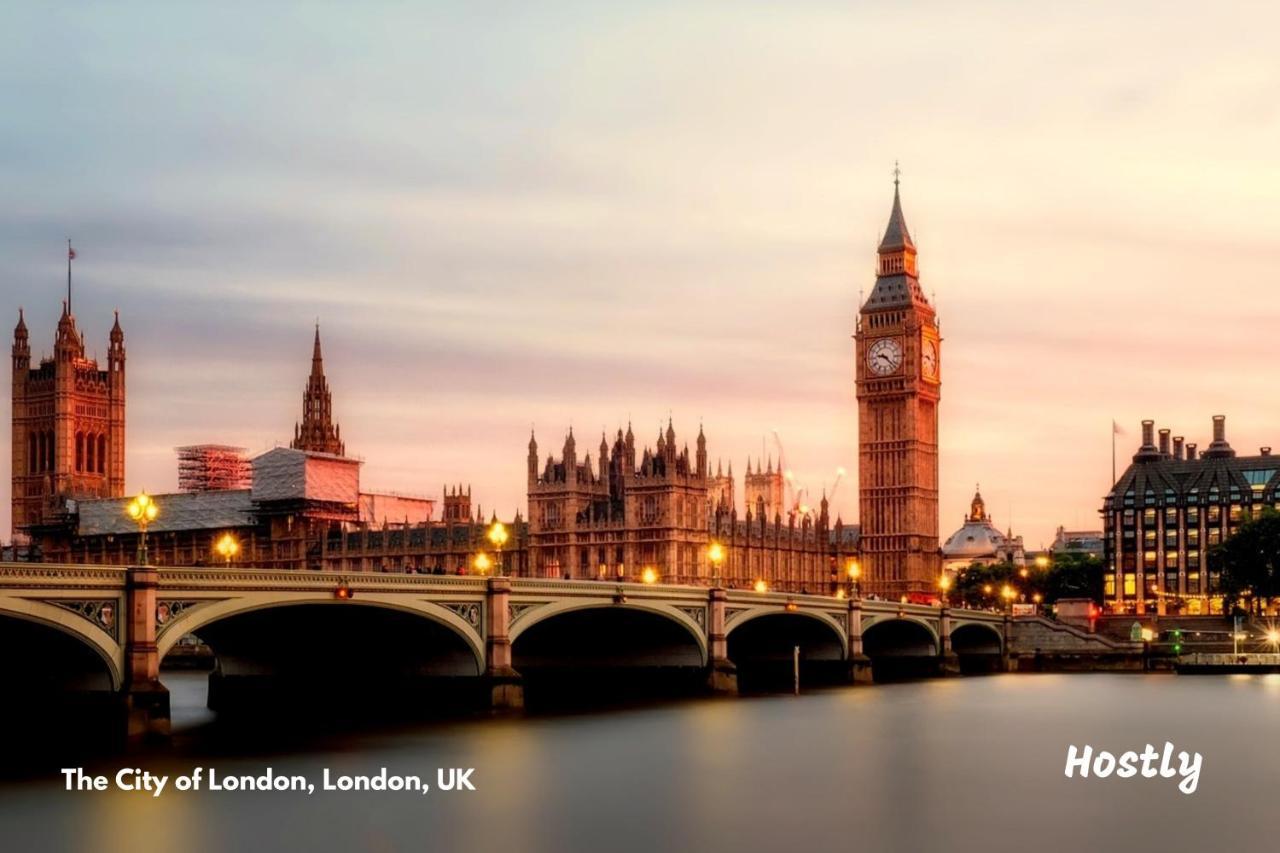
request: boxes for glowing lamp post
[753,578,768,594]
[125,491,159,565]
[708,541,725,586]
[473,552,492,576]
[939,574,951,607]
[641,567,658,585]
[846,559,861,600]
[487,521,509,576]
[1001,584,1016,613]
[215,532,240,567]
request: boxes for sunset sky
[3,2,1279,547]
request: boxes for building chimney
[1134,419,1162,462]
[1158,428,1171,456]
[1173,436,1184,460]
[1204,414,1236,459]
[1186,443,1197,460]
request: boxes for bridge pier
[122,565,170,742]
[484,576,524,711]
[939,607,961,677]
[705,588,738,694]
[848,600,873,684]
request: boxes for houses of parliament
[7,182,943,598]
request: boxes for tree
[949,554,1104,609]
[1042,552,1104,604]
[1212,508,1280,616]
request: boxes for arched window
[28,432,37,474]
[76,432,85,472]
[97,434,107,474]
[86,432,95,474]
[47,430,55,471]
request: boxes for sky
[2,2,1279,548]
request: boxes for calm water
[3,672,1278,853]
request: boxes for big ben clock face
[867,338,903,375]
[922,338,939,379]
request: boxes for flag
[1112,420,1125,436]
[68,246,76,260]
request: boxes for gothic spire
[878,163,915,253]
[291,323,345,456]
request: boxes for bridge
[0,562,1009,742]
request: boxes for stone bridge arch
[508,599,709,665]
[0,595,124,690]
[950,621,1004,654]
[861,615,941,681]
[725,606,848,689]
[156,592,486,672]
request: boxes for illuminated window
[1123,574,1137,596]
[1104,574,1116,597]
[1230,505,1243,522]
[1186,507,1199,525]
[1187,572,1200,594]
[1143,508,1156,525]
[1187,550,1200,568]
[1165,508,1178,525]
[1143,550,1157,569]
[1165,551,1178,569]
[1244,470,1275,492]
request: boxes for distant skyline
[3,2,1280,547]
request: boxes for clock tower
[855,176,941,597]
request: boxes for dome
[942,519,1008,559]
[942,486,1007,560]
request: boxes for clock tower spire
[854,172,941,597]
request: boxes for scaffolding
[176,445,252,493]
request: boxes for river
[2,671,1276,853]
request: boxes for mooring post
[484,575,524,710]
[706,587,738,694]
[123,564,169,742]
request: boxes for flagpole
[1111,420,1117,486]
[66,238,72,313]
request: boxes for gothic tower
[291,324,345,456]
[11,303,126,540]
[855,175,941,596]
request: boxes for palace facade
[1103,416,1280,615]
[11,303,126,543]
[525,424,856,592]
[22,326,519,573]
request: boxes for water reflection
[2,674,1277,853]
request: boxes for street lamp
[641,567,659,585]
[487,521,509,576]
[215,532,240,567]
[125,491,159,565]
[753,578,768,593]
[847,559,861,600]
[939,574,951,607]
[473,552,492,576]
[708,541,725,585]
[1001,584,1016,613]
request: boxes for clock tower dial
[867,338,903,375]
[854,175,942,597]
